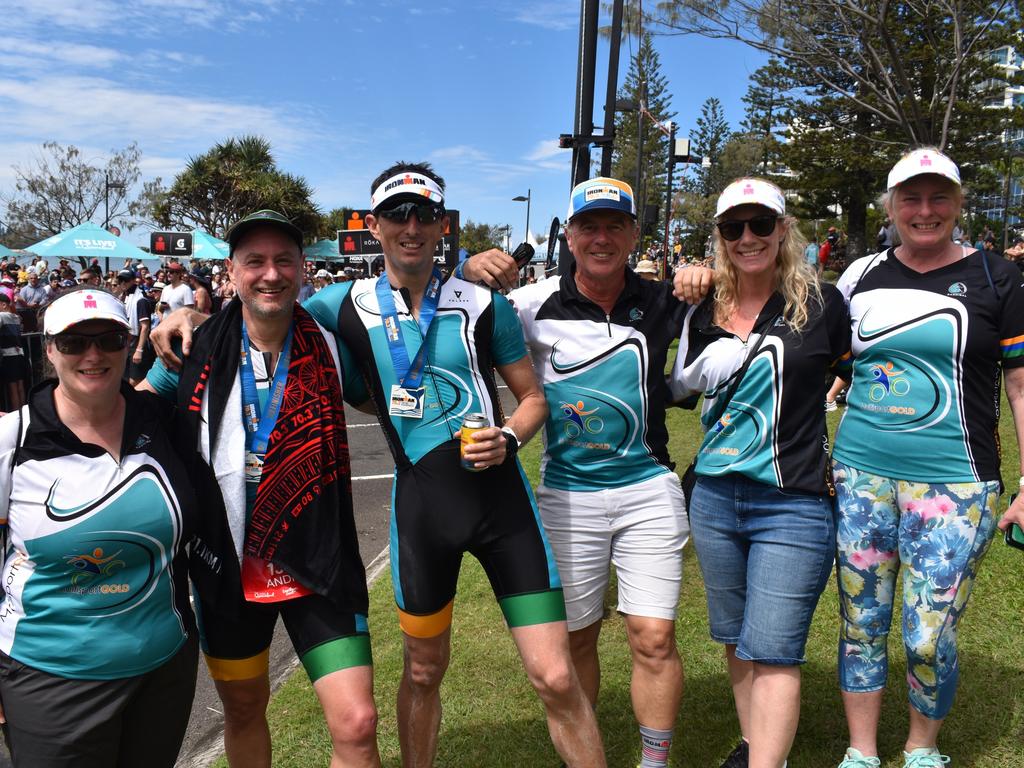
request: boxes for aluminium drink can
[460,413,489,471]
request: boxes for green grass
[222,402,1024,767]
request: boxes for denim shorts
[689,474,836,665]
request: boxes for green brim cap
[227,209,304,254]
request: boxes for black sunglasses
[376,202,446,224]
[716,214,778,242]
[52,331,131,355]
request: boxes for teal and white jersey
[0,383,197,680]
[304,275,527,468]
[833,249,1024,483]
[510,269,687,491]
[671,287,850,494]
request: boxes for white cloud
[2,0,290,36]
[0,75,315,153]
[526,139,568,171]
[510,1,578,31]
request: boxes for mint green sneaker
[838,748,881,768]
[903,748,951,767]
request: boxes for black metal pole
[564,0,600,275]
[600,0,625,177]
[571,0,599,189]
[634,99,644,250]
[662,122,676,277]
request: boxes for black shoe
[719,739,749,768]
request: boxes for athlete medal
[238,320,311,602]
[376,269,442,420]
[389,384,426,418]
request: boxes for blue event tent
[303,239,342,260]
[0,242,19,259]
[190,230,230,261]
[26,222,153,270]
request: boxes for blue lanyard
[375,269,442,389]
[240,320,293,455]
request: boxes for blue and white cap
[567,177,637,221]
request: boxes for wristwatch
[501,426,520,462]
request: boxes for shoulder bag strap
[705,311,782,427]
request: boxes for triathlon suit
[832,248,1024,718]
[147,330,370,683]
[508,267,690,629]
[0,383,202,767]
[304,274,563,639]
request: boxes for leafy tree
[458,220,503,255]
[740,58,791,174]
[639,0,1021,259]
[675,98,733,255]
[610,32,676,238]
[149,136,320,241]
[1,141,154,248]
[320,207,357,240]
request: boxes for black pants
[0,634,198,768]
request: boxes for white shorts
[536,471,689,631]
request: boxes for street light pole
[513,189,531,244]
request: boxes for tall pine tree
[610,33,675,242]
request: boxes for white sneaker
[838,748,881,767]
[825,399,838,412]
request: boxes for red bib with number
[240,555,313,603]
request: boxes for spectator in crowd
[16,268,48,313]
[188,268,214,314]
[162,262,195,313]
[313,268,332,291]
[831,147,1024,768]
[116,270,156,386]
[634,258,660,281]
[0,293,28,409]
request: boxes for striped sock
[639,724,673,767]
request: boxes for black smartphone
[511,242,535,269]
[1005,494,1024,551]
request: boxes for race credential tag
[241,556,313,603]
[389,384,425,418]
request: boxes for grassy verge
[222,402,1024,767]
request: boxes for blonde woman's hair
[712,180,821,333]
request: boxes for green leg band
[499,589,567,628]
[300,634,373,683]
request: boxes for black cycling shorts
[195,591,371,684]
[390,440,565,638]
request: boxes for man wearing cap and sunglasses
[141,211,378,768]
[461,177,691,768]
[301,161,605,767]
[162,262,195,313]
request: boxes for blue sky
[0,0,765,246]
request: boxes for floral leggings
[832,460,1000,719]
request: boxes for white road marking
[353,473,394,481]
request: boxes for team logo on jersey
[868,361,911,403]
[629,307,643,322]
[560,400,605,442]
[64,547,126,587]
[947,282,967,297]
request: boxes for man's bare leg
[510,622,607,767]
[396,629,451,768]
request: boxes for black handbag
[681,311,782,502]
